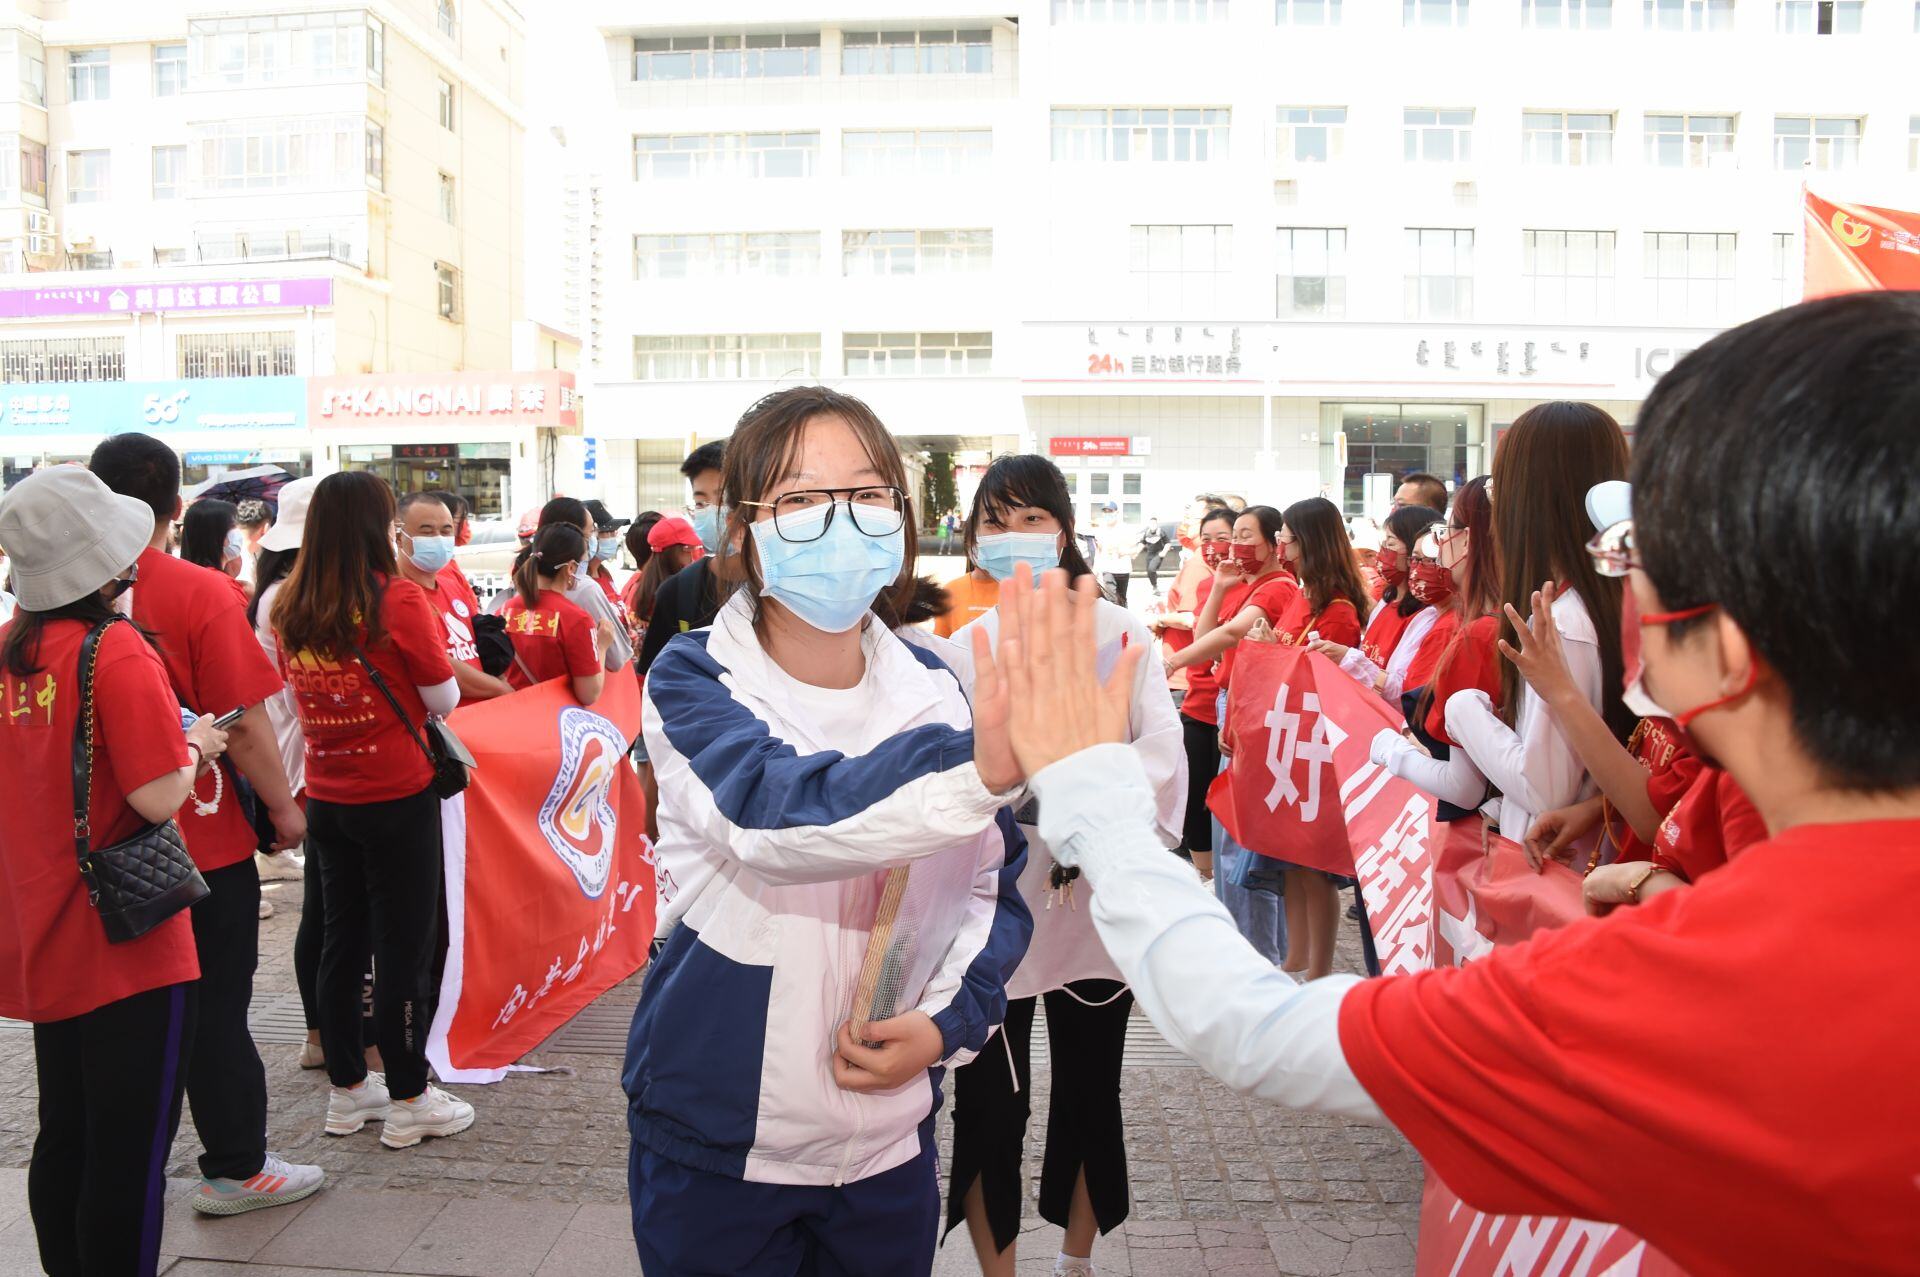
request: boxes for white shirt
[1338,603,1441,706]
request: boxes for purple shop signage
[0,276,334,319]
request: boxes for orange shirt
[934,572,1001,639]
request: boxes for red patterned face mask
[1229,543,1265,569]
[1201,541,1228,567]
[1376,547,1406,585]
[1408,560,1453,605]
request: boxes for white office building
[566,0,1920,522]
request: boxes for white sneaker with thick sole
[256,851,305,882]
[190,1153,325,1216]
[380,1085,475,1149]
[325,1073,390,1135]
[298,1040,326,1070]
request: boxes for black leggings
[293,839,373,1049]
[31,982,196,1277]
[945,981,1134,1254]
[1180,712,1220,854]
[308,786,443,1099]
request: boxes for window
[2,336,126,382]
[437,172,456,224]
[1644,113,1736,167]
[1051,0,1229,18]
[1772,231,1798,307]
[66,149,109,202]
[1645,231,1735,321]
[843,229,991,275]
[68,251,114,271]
[436,264,460,320]
[154,247,187,264]
[1276,227,1347,317]
[843,30,991,74]
[1050,107,1231,162]
[1326,403,1485,515]
[1775,0,1862,31]
[1523,0,1612,25]
[1404,0,1470,25]
[1911,115,1920,170]
[189,13,377,88]
[152,43,186,96]
[196,115,367,192]
[1774,115,1862,170]
[1523,230,1616,319]
[1405,228,1474,319]
[192,225,360,266]
[634,232,823,278]
[437,0,456,38]
[844,332,993,376]
[176,331,297,378]
[630,32,821,80]
[1644,0,1733,29]
[3,31,48,106]
[1130,224,1233,313]
[366,19,384,85]
[17,136,46,204]
[1278,107,1346,163]
[843,129,991,177]
[68,48,109,101]
[1276,0,1342,22]
[365,123,384,190]
[632,334,823,380]
[152,145,186,199]
[1404,109,1474,163]
[438,79,454,130]
[633,131,820,179]
[1523,112,1615,164]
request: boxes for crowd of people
[0,291,1915,1277]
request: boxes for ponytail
[514,523,587,608]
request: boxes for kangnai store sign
[310,372,578,430]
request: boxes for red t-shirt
[1420,614,1502,746]
[1402,607,1459,690]
[131,547,287,871]
[1215,572,1300,693]
[1359,600,1418,670]
[1268,592,1363,650]
[425,565,484,673]
[1612,717,1701,863]
[592,567,622,609]
[1179,578,1225,726]
[501,589,600,690]
[279,577,455,805]
[1651,768,1767,884]
[1338,820,1920,1276]
[0,619,199,1021]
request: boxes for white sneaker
[190,1152,324,1215]
[298,1040,326,1070]
[325,1073,390,1136]
[256,851,304,882]
[257,899,275,920]
[380,1085,475,1149]
[1055,1256,1096,1277]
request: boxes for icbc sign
[1049,437,1132,457]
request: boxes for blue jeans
[1213,692,1287,966]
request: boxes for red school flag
[426,672,657,1083]
[1206,642,1411,879]
[1802,189,1920,299]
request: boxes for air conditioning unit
[28,210,55,235]
[26,234,55,256]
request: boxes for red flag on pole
[1803,189,1920,299]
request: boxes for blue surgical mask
[750,502,904,634]
[594,537,619,562]
[223,529,246,561]
[973,531,1060,583]
[407,534,456,574]
[578,553,594,578]
[691,504,723,553]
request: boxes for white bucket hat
[0,466,155,611]
[258,475,320,552]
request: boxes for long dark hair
[630,541,691,625]
[1,591,122,677]
[514,523,587,608]
[179,498,238,572]
[962,454,1097,582]
[271,471,399,659]
[247,545,299,628]
[1281,497,1369,620]
[1384,504,1446,616]
[1492,402,1631,739]
[626,512,664,571]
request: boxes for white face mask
[223,529,247,562]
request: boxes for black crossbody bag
[72,617,209,943]
[351,643,475,798]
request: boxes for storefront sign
[1410,334,1595,380]
[1025,323,1258,382]
[1050,436,1136,457]
[309,371,579,430]
[396,443,459,460]
[0,377,308,438]
[0,277,333,319]
[583,437,598,481]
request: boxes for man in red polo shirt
[92,435,321,1217]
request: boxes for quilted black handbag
[72,618,210,943]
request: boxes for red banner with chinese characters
[1802,190,1920,299]
[426,674,656,1083]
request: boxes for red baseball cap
[647,516,704,554]
[515,508,540,540]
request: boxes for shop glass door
[1320,402,1485,515]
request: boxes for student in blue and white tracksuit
[623,386,1033,1277]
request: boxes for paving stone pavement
[0,868,1420,1274]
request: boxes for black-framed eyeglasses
[738,486,907,544]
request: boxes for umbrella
[183,465,294,515]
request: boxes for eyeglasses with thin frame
[737,486,907,544]
[1587,518,1638,578]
